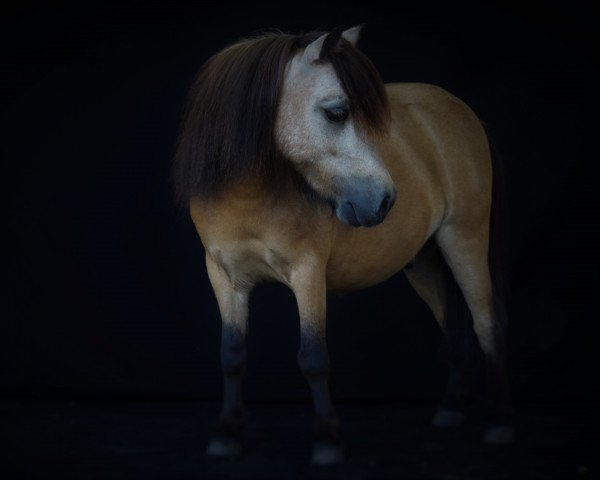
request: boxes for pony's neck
[203,163,330,216]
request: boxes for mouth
[331,183,397,228]
[334,199,393,228]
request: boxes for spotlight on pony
[173,25,514,466]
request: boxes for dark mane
[172,29,390,206]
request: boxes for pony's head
[173,26,396,227]
[275,26,395,227]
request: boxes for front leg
[290,260,343,466]
[205,253,249,456]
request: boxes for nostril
[377,193,391,218]
[389,188,397,209]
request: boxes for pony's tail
[488,136,510,330]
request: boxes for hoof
[206,436,242,456]
[311,441,344,466]
[431,409,465,428]
[483,425,516,445]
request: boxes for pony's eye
[324,107,349,123]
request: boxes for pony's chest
[190,194,332,290]
[204,234,295,289]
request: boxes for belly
[326,165,442,293]
[326,219,431,293]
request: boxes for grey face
[274,31,396,227]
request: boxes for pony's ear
[302,32,329,64]
[302,25,364,64]
[341,24,364,47]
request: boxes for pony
[173,25,514,465]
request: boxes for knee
[297,342,330,380]
[221,326,246,377]
[221,348,246,377]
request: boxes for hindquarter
[386,83,493,231]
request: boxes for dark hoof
[206,436,242,456]
[431,409,465,427]
[483,425,516,444]
[311,441,344,466]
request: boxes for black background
[2,1,598,408]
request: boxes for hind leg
[404,240,446,328]
[436,223,514,444]
[404,240,480,428]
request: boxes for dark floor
[1,400,596,479]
